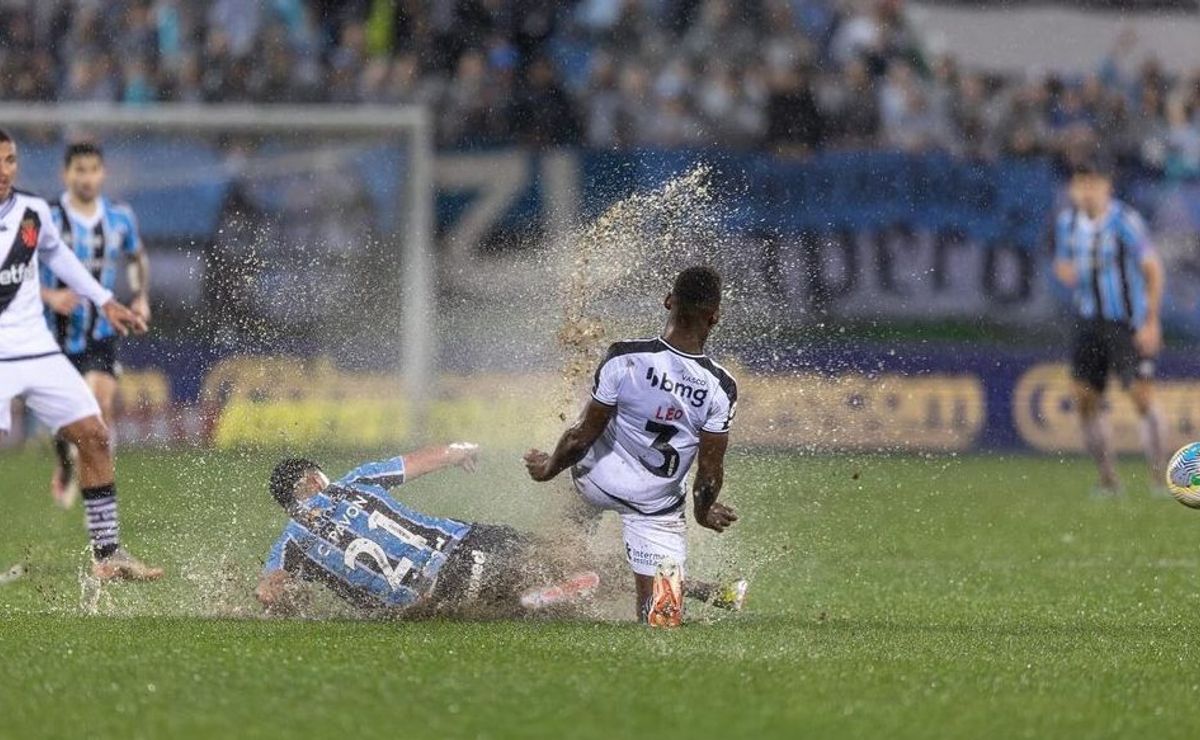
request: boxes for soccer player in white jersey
[524,266,743,626]
[0,129,162,581]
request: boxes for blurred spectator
[950,71,1000,159]
[1162,96,1200,177]
[817,58,879,147]
[439,50,507,147]
[510,56,581,146]
[694,59,766,148]
[766,64,824,155]
[582,52,623,148]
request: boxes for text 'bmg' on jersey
[577,337,737,515]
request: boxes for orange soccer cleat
[646,559,683,628]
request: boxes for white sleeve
[38,209,113,308]
[591,352,624,407]
[702,384,737,434]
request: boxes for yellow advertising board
[1013,363,1200,453]
[735,372,986,451]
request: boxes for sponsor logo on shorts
[626,543,663,569]
[466,550,487,601]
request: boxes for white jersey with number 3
[576,337,737,515]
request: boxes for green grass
[3,446,1200,739]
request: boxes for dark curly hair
[672,265,722,313]
[269,457,322,510]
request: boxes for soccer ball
[1167,443,1200,509]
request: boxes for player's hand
[1135,319,1163,357]
[448,442,479,473]
[695,501,738,532]
[101,299,148,336]
[256,571,307,615]
[1052,260,1078,288]
[130,294,152,323]
[255,571,289,608]
[44,288,79,316]
[523,449,555,482]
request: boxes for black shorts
[431,524,540,612]
[65,338,121,378]
[1071,320,1155,392]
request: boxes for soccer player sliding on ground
[1052,157,1167,496]
[524,266,747,626]
[256,443,600,618]
[0,129,161,581]
[42,142,152,509]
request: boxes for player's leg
[53,343,119,508]
[25,355,162,581]
[53,369,116,509]
[49,352,89,508]
[619,512,687,625]
[1072,322,1119,492]
[0,358,26,444]
[1114,325,1166,488]
[50,435,77,508]
[49,351,105,509]
[1129,378,1166,486]
[85,370,119,430]
[431,524,597,617]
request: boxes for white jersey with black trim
[576,336,738,515]
[0,190,112,360]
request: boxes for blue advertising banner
[18,141,1197,333]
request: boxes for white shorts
[572,472,687,577]
[0,353,101,434]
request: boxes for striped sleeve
[592,344,623,406]
[1054,209,1075,262]
[263,529,293,573]
[1116,207,1152,259]
[702,372,738,434]
[113,204,144,255]
[337,456,407,490]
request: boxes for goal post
[0,103,436,433]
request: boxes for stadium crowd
[1,0,1199,175]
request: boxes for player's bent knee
[61,416,111,457]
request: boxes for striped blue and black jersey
[40,194,142,353]
[263,456,473,609]
[1054,200,1155,328]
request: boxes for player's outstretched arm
[337,444,478,489]
[524,400,614,482]
[693,430,737,532]
[401,442,479,482]
[39,221,146,335]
